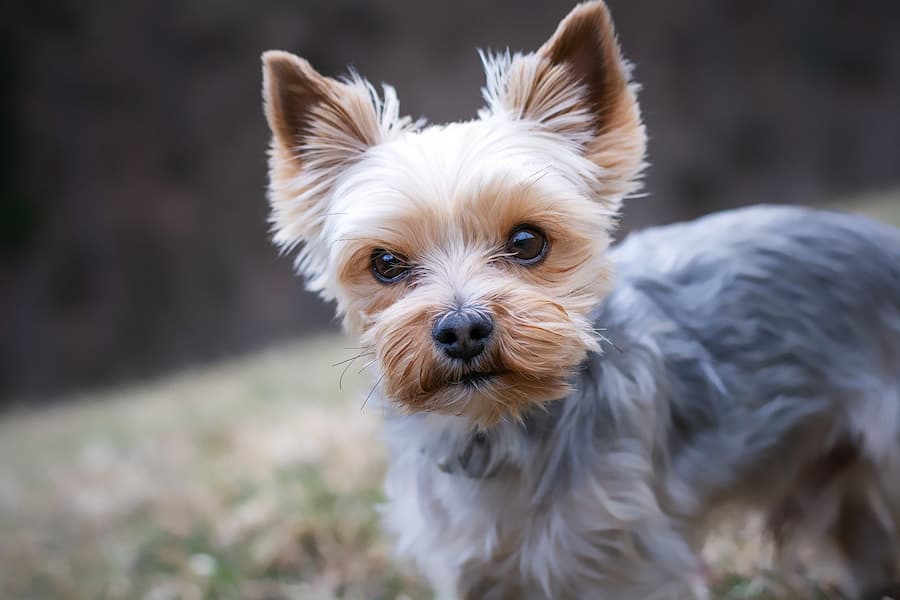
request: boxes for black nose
[432,310,494,361]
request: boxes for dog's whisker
[338,355,365,390]
[329,236,368,248]
[520,164,553,190]
[589,327,623,353]
[361,373,385,411]
[334,350,376,390]
[331,352,374,367]
[357,358,378,374]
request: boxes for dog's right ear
[261,51,410,293]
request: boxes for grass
[0,337,429,600]
[1,195,897,599]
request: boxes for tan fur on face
[328,174,611,425]
[363,274,598,425]
[261,1,646,424]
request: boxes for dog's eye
[506,225,548,265]
[371,249,411,283]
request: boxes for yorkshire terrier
[260,2,900,598]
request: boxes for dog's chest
[379,417,546,588]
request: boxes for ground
[1,197,898,600]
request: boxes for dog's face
[262,1,645,425]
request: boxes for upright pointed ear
[480,1,646,200]
[263,51,390,168]
[261,51,410,293]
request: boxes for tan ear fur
[481,1,646,200]
[539,1,630,138]
[262,50,393,175]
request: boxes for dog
[260,2,900,598]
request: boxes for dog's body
[383,205,900,598]
[260,2,900,597]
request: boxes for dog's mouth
[447,371,504,388]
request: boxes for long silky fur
[261,2,900,597]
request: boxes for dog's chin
[447,371,505,388]
[390,370,573,426]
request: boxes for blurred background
[3,0,900,406]
[1,1,899,598]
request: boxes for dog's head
[261,1,645,425]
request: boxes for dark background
[3,0,900,406]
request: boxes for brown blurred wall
[2,0,900,405]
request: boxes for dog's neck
[428,400,565,479]
[418,300,631,480]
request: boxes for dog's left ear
[481,1,645,200]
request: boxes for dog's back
[605,205,900,596]
[609,204,900,451]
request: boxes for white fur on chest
[380,414,531,596]
[379,414,702,600]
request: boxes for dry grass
[1,196,897,599]
[0,337,428,600]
